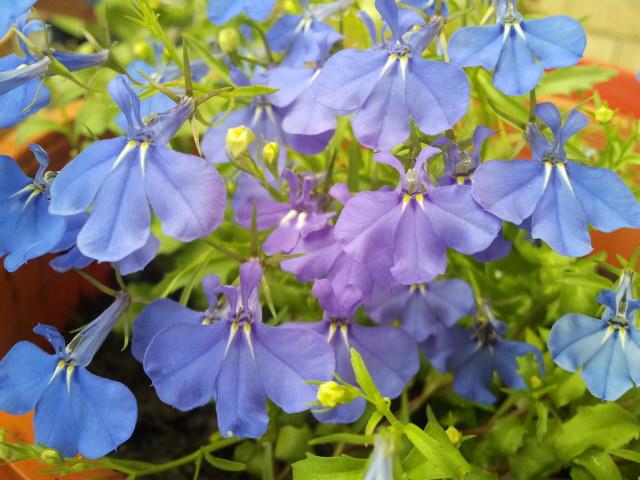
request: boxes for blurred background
[532,0,640,71]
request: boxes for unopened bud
[595,106,614,124]
[226,126,254,158]
[40,448,64,466]
[530,375,542,389]
[218,28,241,54]
[317,381,359,408]
[133,41,154,63]
[446,426,462,446]
[263,142,280,167]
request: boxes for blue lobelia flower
[424,304,542,404]
[48,212,161,276]
[367,278,475,342]
[266,0,348,67]
[435,126,512,262]
[448,0,585,96]
[472,103,640,257]
[403,0,448,17]
[135,261,335,438]
[313,0,469,150]
[234,169,335,255]
[202,68,334,167]
[0,293,137,459]
[208,0,276,26]
[335,147,501,285]
[0,144,74,272]
[287,280,418,423]
[49,76,227,263]
[548,271,640,401]
[0,0,36,39]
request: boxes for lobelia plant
[0,0,639,479]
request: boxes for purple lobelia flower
[424,303,542,404]
[0,145,74,272]
[135,260,335,438]
[208,0,276,25]
[548,271,640,401]
[49,76,226,263]
[472,103,640,257]
[234,169,334,255]
[266,0,349,67]
[448,0,585,96]
[0,294,137,459]
[436,126,511,262]
[367,278,475,342]
[202,68,334,167]
[335,147,501,285]
[287,280,418,423]
[313,0,469,150]
[280,184,395,303]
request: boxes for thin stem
[75,269,118,297]
[245,20,274,64]
[529,89,537,123]
[114,266,127,291]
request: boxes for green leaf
[535,403,549,442]
[475,69,528,126]
[349,348,379,401]
[402,412,470,480]
[555,403,640,463]
[487,416,526,456]
[536,65,618,96]
[573,451,621,480]
[609,448,640,464]
[292,454,367,480]
[549,371,586,408]
[275,425,312,462]
[203,452,247,472]
[308,433,373,446]
[230,85,278,98]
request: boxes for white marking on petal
[295,212,308,230]
[602,325,615,344]
[251,106,263,127]
[502,23,512,43]
[414,193,425,211]
[310,68,322,84]
[243,323,255,359]
[22,189,41,210]
[139,142,150,177]
[542,162,553,190]
[402,194,411,212]
[11,184,35,199]
[399,56,409,83]
[340,324,350,349]
[379,55,398,79]
[224,322,239,356]
[49,360,66,385]
[280,209,298,226]
[112,140,138,171]
[556,163,575,194]
[66,365,75,394]
[619,328,628,350]
[513,23,526,40]
[327,322,337,343]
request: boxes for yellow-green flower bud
[530,375,542,389]
[226,126,254,158]
[263,142,279,167]
[446,426,462,446]
[40,448,64,466]
[595,106,614,124]
[317,381,359,408]
[133,41,155,63]
[218,28,241,54]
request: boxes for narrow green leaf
[349,348,379,400]
[292,454,366,480]
[203,452,247,472]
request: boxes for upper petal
[521,16,586,69]
[448,24,504,70]
[493,27,542,96]
[548,313,606,372]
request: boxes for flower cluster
[0,0,638,471]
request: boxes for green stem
[246,20,274,64]
[75,269,118,297]
[529,89,537,123]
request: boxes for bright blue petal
[76,149,151,262]
[52,50,108,72]
[207,0,244,25]
[215,331,268,438]
[253,323,334,412]
[145,146,226,242]
[0,0,36,38]
[352,63,409,150]
[548,313,605,372]
[0,75,49,128]
[521,16,585,69]
[132,299,203,362]
[566,162,640,233]
[144,322,227,411]
[0,342,56,414]
[493,28,542,96]
[448,24,504,70]
[472,159,545,224]
[0,56,50,95]
[451,345,496,404]
[245,0,276,21]
[313,49,387,111]
[266,15,300,52]
[494,339,541,389]
[117,234,160,275]
[49,138,127,215]
[534,102,563,137]
[73,368,137,459]
[581,333,632,401]
[406,57,470,135]
[531,166,591,256]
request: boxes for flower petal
[493,28,542,96]
[448,24,504,70]
[521,16,585,69]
